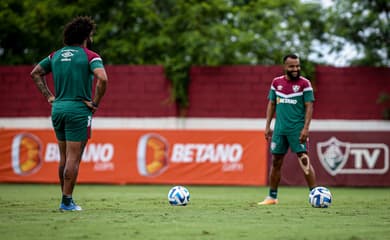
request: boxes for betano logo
[11,133,115,175]
[45,143,115,171]
[137,133,244,177]
[317,137,389,176]
[137,134,169,177]
[11,133,43,176]
[170,143,242,163]
[276,97,297,104]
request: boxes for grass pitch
[0,184,389,240]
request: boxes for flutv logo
[317,137,389,176]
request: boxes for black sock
[62,195,72,206]
[269,189,278,199]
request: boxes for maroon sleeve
[82,48,102,63]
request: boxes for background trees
[0,0,388,106]
[326,0,389,66]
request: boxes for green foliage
[325,0,390,66]
[377,92,390,120]
[0,0,326,107]
[2,0,388,107]
[0,184,390,240]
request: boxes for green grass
[0,184,389,240]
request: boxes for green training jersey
[38,46,104,102]
[268,75,314,135]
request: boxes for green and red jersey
[268,75,315,135]
[38,46,104,102]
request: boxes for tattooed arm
[31,65,55,103]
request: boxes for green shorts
[51,101,92,142]
[270,133,307,154]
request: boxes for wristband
[92,102,98,108]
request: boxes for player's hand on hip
[47,96,55,104]
[83,100,98,114]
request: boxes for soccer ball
[168,186,190,206]
[309,186,332,208]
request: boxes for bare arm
[30,65,55,103]
[265,100,276,141]
[84,68,108,113]
[300,101,313,143]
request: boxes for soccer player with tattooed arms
[31,16,108,211]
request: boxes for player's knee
[299,154,308,165]
[298,153,310,175]
[298,153,310,162]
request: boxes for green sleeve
[268,89,276,101]
[90,59,104,71]
[38,56,51,73]
[303,90,315,102]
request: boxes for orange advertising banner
[0,129,267,186]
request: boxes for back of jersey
[50,46,93,102]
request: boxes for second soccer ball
[309,186,332,208]
[168,186,190,206]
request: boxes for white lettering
[200,144,215,162]
[45,143,59,162]
[215,144,229,162]
[171,144,196,163]
[222,163,244,172]
[195,144,207,161]
[82,144,114,162]
[97,144,114,162]
[279,98,297,104]
[94,162,115,171]
[350,149,380,169]
[364,149,381,168]
[170,143,243,163]
[171,144,184,162]
[230,144,243,162]
[83,144,100,162]
[184,144,196,163]
[44,143,114,163]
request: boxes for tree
[0,0,327,107]
[94,0,325,107]
[325,0,390,66]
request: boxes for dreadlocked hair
[63,16,96,45]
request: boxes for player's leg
[288,134,317,189]
[58,140,66,191]
[51,106,69,200]
[62,140,87,196]
[258,135,288,205]
[297,152,316,189]
[59,103,91,211]
[59,140,86,211]
[268,154,285,196]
